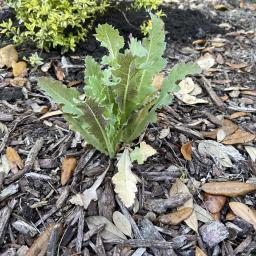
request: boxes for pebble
[200,221,229,247]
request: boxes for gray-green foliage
[38,14,201,158]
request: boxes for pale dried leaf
[112,149,138,207]
[195,246,207,256]
[130,142,157,164]
[198,140,245,168]
[113,211,132,237]
[196,53,215,71]
[229,202,256,229]
[86,216,127,240]
[39,110,63,120]
[194,204,213,223]
[175,93,208,105]
[169,179,198,232]
[79,168,108,209]
[178,78,195,94]
[245,146,256,162]
[0,44,18,68]
[69,193,83,206]
[159,127,170,139]
[0,154,10,177]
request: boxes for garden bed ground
[0,0,256,255]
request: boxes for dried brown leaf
[158,207,193,225]
[53,62,65,81]
[229,202,256,230]
[61,157,77,186]
[195,246,208,256]
[170,179,198,232]
[181,141,192,161]
[201,181,256,197]
[222,129,255,145]
[226,62,248,70]
[203,193,226,214]
[26,224,54,256]
[12,61,27,77]
[9,77,28,87]
[6,147,24,173]
[229,112,249,119]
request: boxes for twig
[201,76,225,110]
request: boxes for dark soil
[0,0,256,255]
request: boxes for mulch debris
[0,0,256,255]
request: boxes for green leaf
[112,53,139,121]
[37,77,83,116]
[156,62,201,108]
[134,14,166,104]
[129,37,148,57]
[79,99,116,158]
[122,100,157,143]
[64,114,108,155]
[95,24,124,64]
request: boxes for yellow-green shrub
[1,0,163,52]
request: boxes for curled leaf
[0,44,18,68]
[61,157,77,186]
[181,141,192,161]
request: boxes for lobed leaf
[37,77,83,116]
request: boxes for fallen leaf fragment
[12,61,27,77]
[26,224,54,256]
[175,93,208,105]
[194,204,213,223]
[0,44,18,68]
[196,53,215,71]
[245,146,256,162]
[70,166,108,209]
[112,149,138,207]
[113,211,132,237]
[53,62,65,81]
[9,77,28,87]
[222,129,255,145]
[229,202,256,229]
[130,142,156,164]
[201,182,256,197]
[6,147,24,173]
[229,111,248,119]
[61,157,77,186]
[214,4,228,11]
[203,193,226,214]
[195,246,207,256]
[226,62,248,70]
[198,140,244,168]
[86,216,127,240]
[152,73,164,90]
[39,110,63,119]
[181,141,192,160]
[170,179,198,232]
[158,207,193,225]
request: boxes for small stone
[200,221,229,247]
